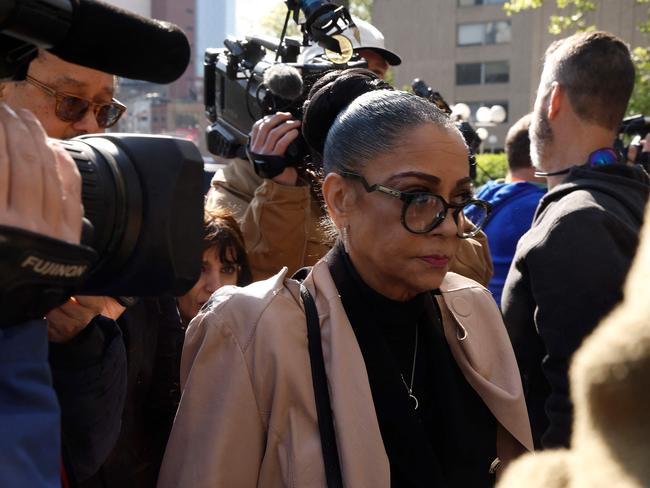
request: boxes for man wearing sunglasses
[1,50,125,139]
[1,49,129,483]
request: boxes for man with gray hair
[502,31,649,449]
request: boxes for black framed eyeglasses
[26,75,126,129]
[339,171,492,238]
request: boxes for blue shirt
[0,320,60,487]
[467,180,545,306]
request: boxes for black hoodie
[502,162,649,449]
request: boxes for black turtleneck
[326,243,496,488]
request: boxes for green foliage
[349,0,373,21]
[503,0,650,115]
[474,153,508,187]
[259,1,301,38]
[505,0,596,33]
[629,47,650,115]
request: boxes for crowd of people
[1,8,650,488]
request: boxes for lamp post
[451,103,507,153]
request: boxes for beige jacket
[208,157,494,285]
[158,261,532,488]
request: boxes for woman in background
[177,207,252,325]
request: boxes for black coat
[502,163,650,449]
[50,316,127,483]
[80,297,185,488]
[51,297,184,487]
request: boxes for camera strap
[246,144,289,179]
[0,225,97,328]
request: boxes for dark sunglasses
[339,171,491,238]
[26,75,126,129]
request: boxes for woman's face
[177,245,239,323]
[343,123,471,300]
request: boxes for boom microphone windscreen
[263,63,303,101]
[49,0,191,84]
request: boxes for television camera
[0,0,204,325]
[204,0,368,179]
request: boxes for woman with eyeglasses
[158,69,533,488]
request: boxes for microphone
[48,0,191,84]
[263,63,304,101]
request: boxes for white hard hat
[302,17,401,66]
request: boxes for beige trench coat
[158,261,532,487]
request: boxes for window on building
[484,61,509,83]
[456,61,509,85]
[458,21,511,46]
[458,0,506,6]
[457,63,482,85]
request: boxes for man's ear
[547,81,563,120]
[322,172,355,230]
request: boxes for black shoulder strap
[299,283,343,488]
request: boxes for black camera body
[67,134,204,297]
[0,1,204,325]
[204,0,364,179]
[619,114,650,168]
[412,78,481,180]
[203,36,302,161]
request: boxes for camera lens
[59,134,205,297]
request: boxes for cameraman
[0,103,84,486]
[1,49,128,483]
[209,111,328,281]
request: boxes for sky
[235,0,282,36]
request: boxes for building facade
[103,0,151,17]
[372,0,648,150]
[196,0,237,77]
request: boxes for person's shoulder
[440,271,499,307]
[538,187,639,235]
[439,272,502,326]
[195,268,302,349]
[440,271,487,293]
